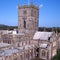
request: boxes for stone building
[1,31,24,47]
[33,31,57,60]
[0,3,57,60]
[1,30,33,48]
[18,4,39,41]
[0,42,36,60]
[17,3,57,60]
[57,33,60,49]
[18,4,39,32]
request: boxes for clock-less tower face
[18,5,39,33]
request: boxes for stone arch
[41,50,46,57]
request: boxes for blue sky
[0,0,60,27]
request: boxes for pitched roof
[0,48,18,56]
[0,43,11,48]
[33,31,53,40]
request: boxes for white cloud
[39,4,43,8]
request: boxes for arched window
[24,20,26,28]
[42,50,46,57]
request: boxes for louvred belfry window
[31,9,33,16]
[23,10,27,16]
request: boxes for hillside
[0,24,17,30]
[0,24,60,33]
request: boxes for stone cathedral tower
[18,4,39,36]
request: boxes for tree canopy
[51,49,60,60]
